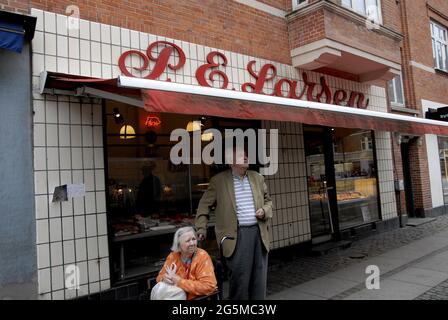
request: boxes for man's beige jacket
[195,169,273,258]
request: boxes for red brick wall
[3,0,292,64]
[324,9,401,64]
[399,0,417,110]
[401,0,448,110]
[0,0,28,14]
[288,8,325,48]
[409,139,432,212]
[381,0,402,34]
[390,135,407,216]
[390,1,448,214]
[288,5,402,64]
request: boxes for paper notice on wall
[52,185,68,202]
[52,184,86,202]
[361,206,370,222]
[67,183,86,198]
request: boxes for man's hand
[197,233,206,241]
[255,208,265,219]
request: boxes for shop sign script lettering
[118,41,369,109]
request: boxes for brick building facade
[389,0,448,218]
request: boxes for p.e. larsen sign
[118,41,369,109]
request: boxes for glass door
[304,126,334,238]
[332,129,380,228]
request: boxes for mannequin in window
[136,162,162,216]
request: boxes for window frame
[361,136,373,151]
[387,73,405,107]
[431,20,448,72]
[292,0,308,11]
[341,0,383,26]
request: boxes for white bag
[151,263,187,300]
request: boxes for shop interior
[104,101,260,283]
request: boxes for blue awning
[0,20,24,53]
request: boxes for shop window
[438,137,448,204]
[431,20,448,72]
[341,0,381,24]
[105,101,260,282]
[387,73,405,106]
[333,129,380,229]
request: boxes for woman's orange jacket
[156,248,217,300]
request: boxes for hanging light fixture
[120,124,136,139]
[113,108,124,124]
[186,120,202,132]
[201,132,214,141]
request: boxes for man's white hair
[224,145,246,165]
[170,226,196,252]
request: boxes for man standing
[195,148,273,300]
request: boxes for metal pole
[326,186,335,234]
[188,164,193,215]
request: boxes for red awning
[40,72,448,136]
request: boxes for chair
[214,236,234,300]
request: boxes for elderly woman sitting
[155,226,217,300]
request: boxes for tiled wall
[33,94,110,300]
[369,90,398,220]
[375,131,398,220]
[262,121,311,249]
[30,8,395,299]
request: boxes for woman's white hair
[171,226,197,252]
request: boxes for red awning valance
[40,71,141,98]
[141,89,448,135]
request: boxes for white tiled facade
[375,131,398,220]
[31,8,397,299]
[263,121,311,249]
[33,94,110,300]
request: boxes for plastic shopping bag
[151,263,186,300]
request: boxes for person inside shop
[136,161,162,216]
[195,146,274,300]
[153,226,217,300]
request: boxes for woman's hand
[162,275,174,285]
[164,273,182,286]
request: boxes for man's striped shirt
[233,173,258,226]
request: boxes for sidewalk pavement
[266,215,448,300]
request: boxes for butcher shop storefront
[32,9,448,299]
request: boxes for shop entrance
[304,126,338,242]
[400,142,415,217]
[304,125,381,241]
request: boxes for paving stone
[343,279,431,300]
[389,267,448,287]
